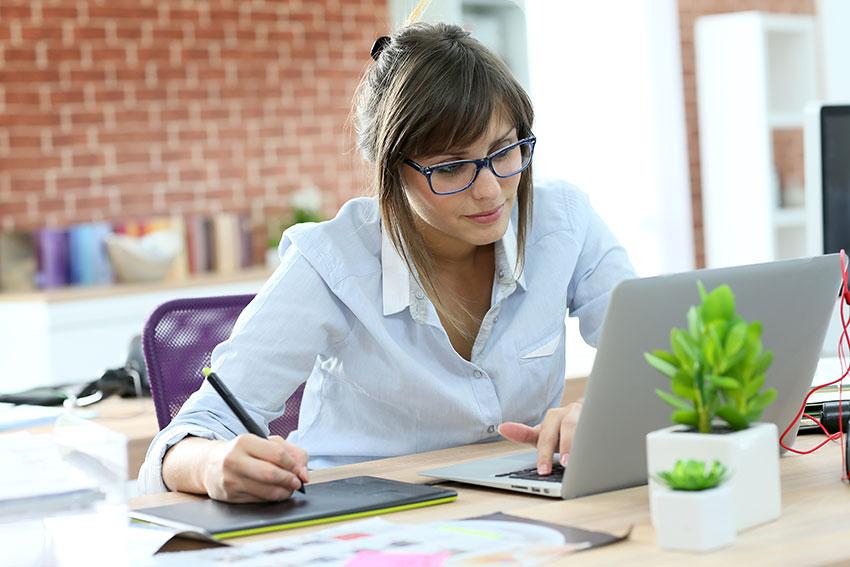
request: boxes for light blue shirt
[138,179,636,495]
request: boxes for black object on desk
[203,367,305,494]
[800,400,850,434]
[131,476,458,539]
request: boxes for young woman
[138,21,636,502]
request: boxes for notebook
[130,476,457,539]
[419,254,843,498]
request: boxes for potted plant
[644,282,781,532]
[265,187,325,269]
[651,459,735,552]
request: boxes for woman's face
[401,114,521,259]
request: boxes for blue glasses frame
[404,136,536,195]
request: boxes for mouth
[464,204,505,224]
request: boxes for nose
[468,165,502,201]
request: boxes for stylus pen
[203,367,306,494]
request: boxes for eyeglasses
[404,136,536,196]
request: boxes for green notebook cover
[131,476,457,539]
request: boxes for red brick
[0,197,30,216]
[95,89,126,104]
[137,48,171,63]
[99,130,167,144]
[73,152,107,168]
[51,90,86,105]
[74,195,111,210]
[160,149,193,162]
[0,70,61,84]
[20,24,63,42]
[134,87,170,102]
[178,168,206,182]
[88,5,157,20]
[170,8,201,20]
[102,171,168,186]
[160,108,190,121]
[0,4,31,19]
[56,176,94,190]
[4,47,38,63]
[45,46,84,62]
[178,130,207,143]
[64,69,106,83]
[91,47,127,62]
[115,68,146,81]
[51,133,90,147]
[195,27,226,41]
[116,24,144,41]
[4,89,39,108]
[71,111,105,126]
[0,113,61,128]
[114,149,151,164]
[75,26,108,41]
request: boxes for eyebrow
[433,129,517,163]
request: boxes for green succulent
[655,459,729,491]
[644,282,777,433]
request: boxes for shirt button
[487,425,496,434]
[493,316,499,324]
[498,269,505,279]
[473,370,483,379]
[415,291,424,299]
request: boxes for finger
[237,455,304,491]
[221,474,298,503]
[271,437,310,483]
[240,435,299,473]
[557,402,583,463]
[498,422,541,445]
[536,410,564,475]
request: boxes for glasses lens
[491,141,533,178]
[429,162,478,195]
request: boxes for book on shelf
[166,216,190,280]
[0,232,37,292]
[67,223,113,286]
[35,228,70,289]
[211,213,241,274]
[185,216,212,274]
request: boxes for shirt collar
[381,220,526,317]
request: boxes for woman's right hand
[162,434,309,503]
[201,435,310,502]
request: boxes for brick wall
[678,0,815,268]
[0,0,385,248]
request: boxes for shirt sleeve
[565,188,638,346]
[137,235,354,495]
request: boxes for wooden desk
[131,433,850,565]
[25,397,159,480]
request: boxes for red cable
[778,250,850,482]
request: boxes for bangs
[394,48,531,160]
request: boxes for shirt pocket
[515,326,565,406]
[517,328,564,364]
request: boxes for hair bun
[370,35,391,61]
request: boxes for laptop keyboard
[494,463,565,483]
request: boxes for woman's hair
[354,22,534,338]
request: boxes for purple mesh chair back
[142,294,304,438]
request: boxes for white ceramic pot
[651,484,736,552]
[646,422,780,532]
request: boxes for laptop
[418,254,843,499]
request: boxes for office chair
[142,294,304,438]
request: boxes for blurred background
[1,0,848,391]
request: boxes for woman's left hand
[497,399,583,476]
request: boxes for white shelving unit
[0,269,270,393]
[695,12,817,268]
